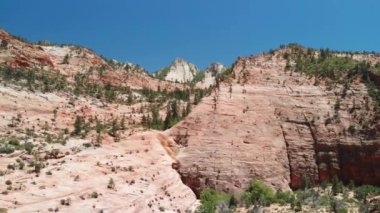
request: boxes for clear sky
[1,0,380,72]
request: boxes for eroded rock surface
[159,58,198,83]
[169,51,380,195]
[0,83,197,212]
[0,132,197,212]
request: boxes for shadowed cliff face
[168,51,380,195]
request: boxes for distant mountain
[155,58,198,83]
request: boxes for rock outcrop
[157,58,198,83]
[196,63,227,88]
[168,51,380,195]
[1,28,380,211]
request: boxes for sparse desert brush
[107,178,115,189]
[90,191,98,198]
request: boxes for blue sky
[1,0,380,72]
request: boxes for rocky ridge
[0,29,183,92]
[156,58,198,83]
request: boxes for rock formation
[0,62,198,213]
[0,29,183,92]
[168,50,380,195]
[0,29,198,212]
[196,63,227,88]
[0,28,379,212]
[157,58,198,83]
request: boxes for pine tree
[151,104,162,129]
[73,116,83,136]
[187,102,191,113]
[164,104,172,130]
[110,118,120,137]
[95,119,104,134]
[170,100,179,119]
[120,115,126,130]
[62,54,70,64]
[127,93,133,105]
[182,102,191,117]
[141,114,147,126]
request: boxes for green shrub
[24,142,34,154]
[34,161,44,174]
[8,138,20,146]
[275,190,295,205]
[90,191,98,198]
[107,178,115,189]
[241,179,276,207]
[291,200,302,212]
[331,176,344,195]
[330,198,348,213]
[0,145,15,154]
[316,194,331,207]
[155,67,170,80]
[199,188,231,213]
[191,71,205,83]
[354,185,380,201]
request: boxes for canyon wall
[168,52,380,195]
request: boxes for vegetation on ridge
[198,178,380,213]
[283,44,380,108]
[155,66,171,80]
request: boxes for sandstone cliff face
[168,51,380,195]
[160,58,198,83]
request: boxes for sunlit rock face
[164,58,198,83]
[169,50,380,195]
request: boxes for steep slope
[0,29,199,212]
[156,58,198,83]
[168,49,380,195]
[0,75,198,212]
